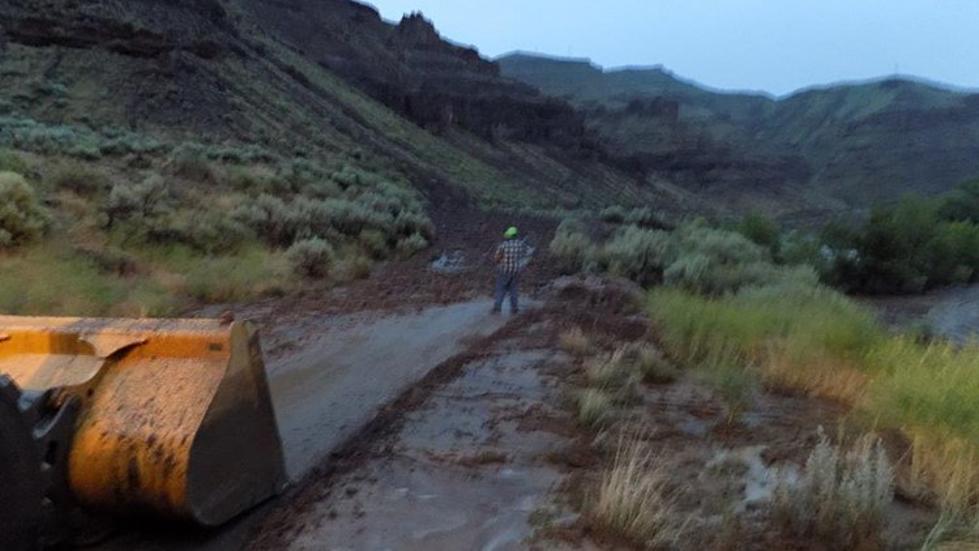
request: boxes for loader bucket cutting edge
[0,316,287,527]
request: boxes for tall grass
[0,244,171,316]
[592,435,682,547]
[0,243,295,316]
[648,285,979,516]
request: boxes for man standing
[492,226,531,314]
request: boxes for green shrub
[672,223,768,266]
[47,162,109,195]
[169,143,216,183]
[939,180,979,224]
[819,194,979,293]
[67,142,102,161]
[179,247,290,302]
[599,225,671,284]
[148,209,252,254]
[0,244,174,316]
[358,229,390,259]
[287,237,335,278]
[0,149,28,174]
[774,431,893,548]
[736,212,780,253]
[624,206,666,229]
[576,388,614,427]
[392,210,435,240]
[396,233,429,258]
[0,171,49,247]
[549,229,594,274]
[630,343,679,384]
[102,175,173,229]
[337,254,372,281]
[600,205,627,223]
[232,194,304,247]
[225,166,287,194]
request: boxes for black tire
[0,376,44,551]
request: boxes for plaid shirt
[496,239,529,275]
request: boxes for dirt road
[96,298,520,550]
[254,319,575,550]
[269,299,512,478]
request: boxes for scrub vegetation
[0,144,432,316]
[551,202,979,546]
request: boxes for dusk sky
[367,0,979,96]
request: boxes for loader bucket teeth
[0,316,287,530]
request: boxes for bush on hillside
[822,195,979,293]
[599,205,669,229]
[358,229,390,259]
[672,222,769,266]
[102,175,173,229]
[287,237,335,278]
[396,233,429,258]
[659,223,792,295]
[599,225,671,284]
[939,180,979,224]
[48,162,110,195]
[600,205,627,224]
[0,150,28,174]
[232,194,305,247]
[234,185,432,251]
[169,143,217,183]
[147,209,252,254]
[0,171,49,247]
[624,207,668,229]
[736,212,780,254]
[549,217,594,274]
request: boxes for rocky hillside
[500,52,979,214]
[0,0,671,212]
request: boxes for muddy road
[96,298,522,550]
[268,299,513,477]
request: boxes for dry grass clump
[774,429,893,548]
[559,326,593,357]
[586,347,638,389]
[592,435,682,547]
[632,343,679,384]
[576,388,614,427]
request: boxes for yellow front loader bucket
[0,316,286,533]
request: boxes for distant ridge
[500,52,979,210]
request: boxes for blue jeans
[493,272,520,313]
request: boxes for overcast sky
[366,0,979,96]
